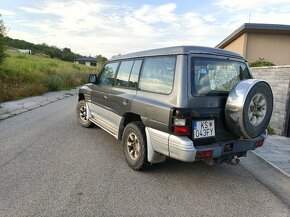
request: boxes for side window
[139,56,176,94]
[98,62,119,86]
[115,61,134,87]
[128,60,142,88]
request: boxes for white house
[74,56,97,67]
[18,49,32,54]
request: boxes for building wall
[250,66,290,136]
[223,33,247,56]
[246,33,290,65]
[18,49,31,54]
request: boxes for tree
[63,47,71,53]
[96,54,108,67]
[0,15,7,63]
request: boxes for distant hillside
[4,36,83,62]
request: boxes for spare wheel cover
[225,79,273,139]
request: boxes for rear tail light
[196,150,213,158]
[255,140,264,148]
[170,108,191,136]
[172,126,190,135]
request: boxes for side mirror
[89,74,98,84]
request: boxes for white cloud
[12,1,222,57]
[8,29,37,42]
[215,0,290,10]
[133,3,177,24]
[0,9,16,17]
[4,0,290,58]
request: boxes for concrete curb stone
[0,88,78,121]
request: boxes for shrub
[249,58,275,67]
[0,15,7,63]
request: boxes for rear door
[188,55,251,145]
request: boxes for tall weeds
[0,51,100,102]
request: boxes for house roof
[110,45,244,61]
[216,23,290,49]
[74,56,96,62]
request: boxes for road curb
[0,89,78,121]
[252,150,290,178]
[241,151,290,208]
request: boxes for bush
[249,58,275,67]
[0,15,7,63]
[45,74,62,91]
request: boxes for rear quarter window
[139,56,176,94]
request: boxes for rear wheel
[76,100,94,128]
[122,121,151,171]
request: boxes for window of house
[138,56,176,94]
[98,62,119,86]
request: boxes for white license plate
[193,120,215,138]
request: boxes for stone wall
[250,66,290,135]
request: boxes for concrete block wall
[250,66,290,135]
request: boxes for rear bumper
[146,127,267,163]
[195,131,267,162]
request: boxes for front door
[89,61,120,136]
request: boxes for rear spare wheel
[225,79,273,139]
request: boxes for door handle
[123,99,128,105]
[104,94,108,99]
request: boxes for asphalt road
[0,96,289,217]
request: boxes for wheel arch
[118,112,144,140]
[78,85,92,102]
[78,93,85,101]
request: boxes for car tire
[76,100,94,128]
[122,121,151,171]
[225,79,273,139]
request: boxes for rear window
[191,57,250,96]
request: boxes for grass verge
[0,51,101,103]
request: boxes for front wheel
[122,121,151,171]
[76,100,94,128]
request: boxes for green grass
[0,51,101,103]
[267,125,276,135]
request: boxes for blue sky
[1,0,290,58]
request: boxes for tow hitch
[227,156,240,165]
